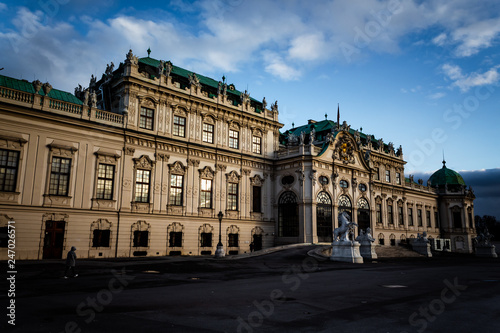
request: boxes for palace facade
[0,50,476,260]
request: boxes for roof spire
[442,150,446,168]
[337,103,340,130]
[147,47,151,57]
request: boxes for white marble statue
[333,212,358,242]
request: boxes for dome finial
[442,150,446,168]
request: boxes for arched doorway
[317,191,332,242]
[278,191,299,237]
[357,197,370,235]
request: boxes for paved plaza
[3,245,500,333]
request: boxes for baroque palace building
[0,49,476,260]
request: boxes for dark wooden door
[43,221,65,259]
[253,234,262,251]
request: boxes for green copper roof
[428,161,466,186]
[0,75,83,105]
[138,57,262,107]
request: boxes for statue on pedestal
[330,212,363,263]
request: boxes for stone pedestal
[412,242,432,257]
[475,245,498,258]
[214,245,225,258]
[330,240,363,263]
[359,241,378,260]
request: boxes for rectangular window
[252,186,262,213]
[408,208,414,226]
[200,232,212,247]
[170,174,183,206]
[453,211,462,228]
[417,209,423,226]
[376,204,381,223]
[252,136,261,154]
[468,212,473,228]
[398,206,404,225]
[96,164,115,200]
[135,169,150,202]
[387,205,393,224]
[133,230,149,247]
[139,107,154,130]
[169,231,182,247]
[202,123,214,143]
[49,156,71,196]
[173,115,186,137]
[426,210,432,227]
[385,170,391,182]
[228,233,239,247]
[227,183,238,211]
[374,168,379,180]
[200,178,212,208]
[435,212,440,229]
[0,149,19,192]
[229,129,239,149]
[396,172,401,185]
[92,229,111,248]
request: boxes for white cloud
[442,63,500,92]
[288,33,328,61]
[451,18,500,57]
[432,32,447,46]
[262,51,301,81]
[0,3,7,11]
[428,92,446,99]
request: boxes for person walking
[64,246,78,278]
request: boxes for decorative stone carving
[199,166,215,179]
[168,161,186,175]
[125,49,138,65]
[42,82,52,95]
[32,80,42,94]
[250,175,264,186]
[334,136,355,164]
[226,170,241,183]
[133,155,155,169]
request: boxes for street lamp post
[214,211,225,258]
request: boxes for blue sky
[1,0,499,216]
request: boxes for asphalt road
[3,246,500,333]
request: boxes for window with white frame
[173,115,186,137]
[229,129,239,149]
[96,164,115,200]
[200,178,212,208]
[0,149,20,192]
[252,136,261,154]
[49,156,71,196]
[170,174,183,206]
[134,169,150,202]
[202,123,214,143]
[227,183,238,211]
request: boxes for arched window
[338,195,352,219]
[317,192,332,242]
[278,191,299,237]
[357,197,370,233]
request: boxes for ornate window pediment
[250,174,264,186]
[168,161,186,175]
[133,155,154,169]
[226,170,241,183]
[199,166,215,179]
[0,134,27,149]
[47,142,78,156]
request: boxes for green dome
[428,161,466,186]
